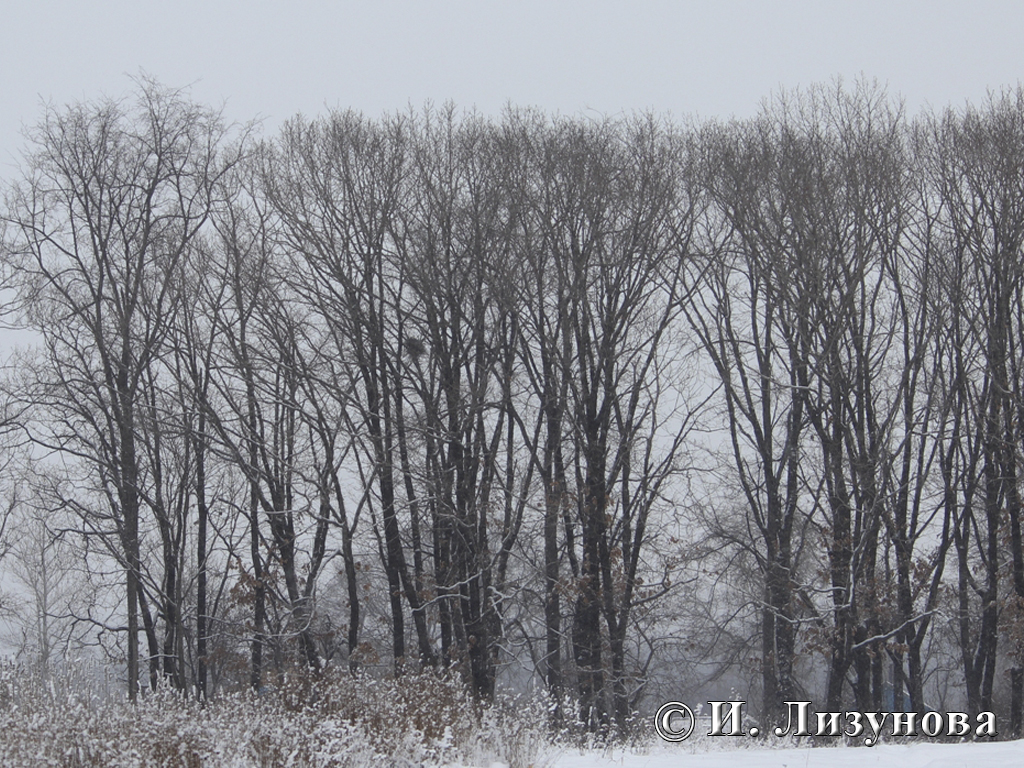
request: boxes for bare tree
[685,82,931,722]
[923,90,1024,728]
[516,114,701,728]
[2,78,237,698]
[686,112,817,726]
[264,111,437,669]
[197,179,329,684]
[395,108,529,698]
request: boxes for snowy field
[546,738,1024,768]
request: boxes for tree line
[1,78,1023,737]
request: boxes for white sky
[2,0,1023,171]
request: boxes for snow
[544,738,1024,768]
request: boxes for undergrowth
[0,662,550,767]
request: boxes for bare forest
[2,78,1024,754]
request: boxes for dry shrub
[0,662,548,767]
[273,667,549,766]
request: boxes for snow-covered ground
[544,738,1024,768]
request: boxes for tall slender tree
[3,79,237,697]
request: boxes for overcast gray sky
[2,1,1023,169]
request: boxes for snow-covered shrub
[268,667,548,767]
[0,661,548,767]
